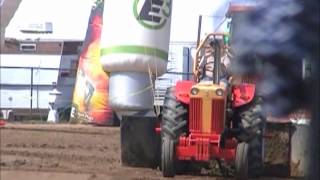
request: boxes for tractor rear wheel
[161,87,188,177]
[161,87,188,139]
[248,135,264,177]
[235,142,249,180]
[235,96,265,177]
[161,137,175,177]
[236,97,265,142]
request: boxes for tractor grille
[189,98,202,133]
[211,100,225,134]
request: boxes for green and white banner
[100,0,172,75]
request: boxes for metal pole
[187,48,190,80]
[30,67,33,119]
[196,15,202,47]
[213,39,221,84]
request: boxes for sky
[5,0,257,42]
[170,0,257,42]
[170,0,230,42]
[5,0,94,41]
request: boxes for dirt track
[0,124,298,180]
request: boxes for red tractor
[160,4,265,179]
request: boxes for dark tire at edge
[235,97,266,178]
[235,142,249,180]
[161,87,188,177]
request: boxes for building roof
[4,0,94,41]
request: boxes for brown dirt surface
[0,123,299,180]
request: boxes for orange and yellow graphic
[71,4,113,125]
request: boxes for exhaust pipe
[211,39,221,84]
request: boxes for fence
[0,66,193,121]
[0,66,77,121]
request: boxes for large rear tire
[235,142,249,180]
[235,137,264,179]
[236,97,265,142]
[235,97,265,177]
[161,137,175,177]
[161,87,188,177]
[161,87,188,139]
[248,135,264,177]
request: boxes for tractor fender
[232,83,255,107]
[174,80,194,105]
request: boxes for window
[20,43,36,52]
